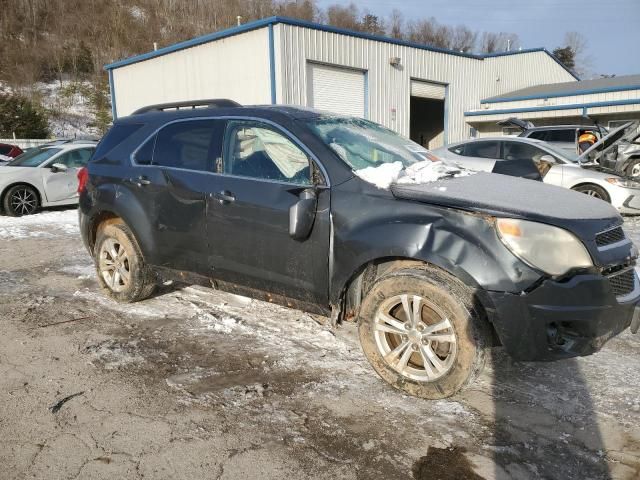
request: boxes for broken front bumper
[485,270,639,361]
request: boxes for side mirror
[50,163,68,173]
[539,155,556,163]
[289,189,317,241]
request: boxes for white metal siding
[307,63,365,117]
[111,28,272,117]
[410,80,445,100]
[275,23,576,143]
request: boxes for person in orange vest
[578,131,598,154]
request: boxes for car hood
[390,172,622,239]
[0,166,36,176]
[578,121,640,163]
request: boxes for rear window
[0,145,12,155]
[93,123,143,160]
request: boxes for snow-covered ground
[0,208,638,479]
[37,81,98,138]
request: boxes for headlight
[606,177,640,189]
[496,218,593,276]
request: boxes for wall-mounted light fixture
[389,57,401,68]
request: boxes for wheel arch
[570,181,611,202]
[1,181,44,208]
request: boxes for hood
[390,172,622,239]
[0,165,35,175]
[497,117,535,132]
[578,121,640,164]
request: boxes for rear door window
[463,141,500,159]
[0,145,12,155]
[503,141,550,161]
[152,119,225,172]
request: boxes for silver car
[434,136,640,215]
[0,143,95,216]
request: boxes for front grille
[596,226,625,248]
[608,268,636,297]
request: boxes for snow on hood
[354,160,475,190]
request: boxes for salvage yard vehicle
[0,142,24,163]
[435,135,640,214]
[79,100,639,399]
[0,141,96,216]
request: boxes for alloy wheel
[10,188,38,215]
[631,163,640,177]
[98,238,131,293]
[582,189,604,199]
[373,294,457,382]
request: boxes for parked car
[434,135,640,214]
[0,142,96,216]
[0,143,24,163]
[79,100,639,400]
[499,118,608,155]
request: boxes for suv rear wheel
[358,267,489,399]
[94,222,156,302]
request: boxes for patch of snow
[354,161,404,189]
[0,209,78,239]
[354,160,475,190]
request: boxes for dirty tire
[2,184,39,216]
[626,159,640,178]
[572,184,610,203]
[94,222,156,303]
[358,267,489,399]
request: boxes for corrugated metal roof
[482,74,640,103]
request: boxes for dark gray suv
[78,100,639,399]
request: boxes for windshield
[306,117,439,170]
[7,147,61,167]
[542,143,578,163]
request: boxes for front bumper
[608,186,640,215]
[485,270,638,361]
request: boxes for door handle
[212,190,235,204]
[129,176,151,187]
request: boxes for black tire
[358,267,490,399]
[94,222,156,303]
[626,159,640,178]
[2,184,39,216]
[572,184,610,203]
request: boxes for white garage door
[307,63,366,118]
[411,80,446,100]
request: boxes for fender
[328,188,542,305]
[81,179,160,264]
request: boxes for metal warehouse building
[465,74,640,136]
[106,16,577,148]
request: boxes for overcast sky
[316,0,640,78]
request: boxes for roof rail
[132,99,241,115]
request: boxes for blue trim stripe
[108,69,117,120]
[104,16,575,79]
[268,23,277,104]
[465,98,640,117]
[482,83,640,104]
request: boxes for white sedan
[434,136,640,215]
[0,142,95,216]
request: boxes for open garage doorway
[410,80,446,149]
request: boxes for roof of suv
[118,104,329,124]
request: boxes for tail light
[77,167,88,193]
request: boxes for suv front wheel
[358,267,489,399]
[94,222,156,303]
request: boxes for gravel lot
[0,208,639,479]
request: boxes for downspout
[268,23,277,104]
[443,84,450,145]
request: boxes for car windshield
[542,142,577,163]
[6,147,61,167]
[306,116,439,170]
